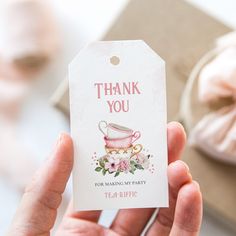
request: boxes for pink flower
[136,153,150,169]
[118,159,131,173]
[105,157,119,173]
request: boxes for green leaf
[99,159,105,168]
[130,164,136,171]
[95,167,102,172]
[102,169,107,176]
[114,172,120,177]
[130,160,136,165]
[129,170,135,174]
[135,164,144,170]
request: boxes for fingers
[146,160,192,236]
[63,200,101,223]
[167,122,186,164]
[168,161,192,194]
[110,122,186,236]
[56,217,118,236]
[110,208,155,236]
[170,182,202,236]
[7,133,73,236]
[67,210,101,223]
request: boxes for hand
[7,122,202,236]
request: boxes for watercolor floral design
[94,153,151,177]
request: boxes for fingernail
[56,133,64,147]
[50,133,64,159]
[168,122,186,140]
[176,160,192,180]
[176,160,190,171]
[193,180,200,190]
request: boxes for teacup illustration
[99,121,134,139]
[99,121,141,148]
[104,132,141,148]
[105,144,143,158]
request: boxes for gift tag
[69,40,168,210]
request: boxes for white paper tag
[69,40,168,210]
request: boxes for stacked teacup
[98,121,142,158]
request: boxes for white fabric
[198,47,236,103]
[0,0,59,68]
[190,31,236,164]
[190,105,236,164]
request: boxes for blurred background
[0,0,236,235]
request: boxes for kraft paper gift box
[51,0,236,231]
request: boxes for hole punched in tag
[110,56,120,66]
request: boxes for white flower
[105,157,120,173]
[136,153,150,169]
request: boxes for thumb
[7,133,73,236]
